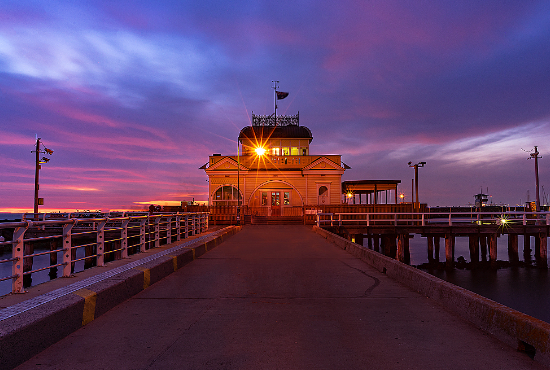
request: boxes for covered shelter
[342,180,401,205]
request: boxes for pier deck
[10,225,546,369]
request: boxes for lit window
[282,147,289,155]
[302,148,307,156]
[272,147,280,156]
[284,192,290,205]
[291,147,299,156]
[261,192,268,206]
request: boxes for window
[302,148,307,156]
[272,147,280,156]
[291,147,299,156]
[213,186,241,206]
[282,147,289,155]
[283,192,290,205]
[261,192,268,206]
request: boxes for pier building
[202,113,348,217]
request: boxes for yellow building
[202,113,348,217]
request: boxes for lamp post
[32,137,54,216]
[408,161,426,211]
[530,146,541,213]
[237,140,240,225]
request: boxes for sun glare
[255,146,266,156]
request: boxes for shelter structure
[342,180,401,205]
[202,113,349,217]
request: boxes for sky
[1,0,549,213]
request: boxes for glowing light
[346,192,353,199]
[255,146,266,156]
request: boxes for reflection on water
[408,234,550,323]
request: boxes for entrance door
[271,191,281,216]
[318,186,329,205]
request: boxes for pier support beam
[434,236,440,263]
[524,234,532,263]
[354,234,364,246]
[508,234,519,265]
[468,235,479,267]
[536,232,548,269]
[489,234,498,269]
[445,234,454,269]
[480,236,488,262]
[427,236,434,264]
[397,234,410,264]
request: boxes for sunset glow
[0,1,549,212]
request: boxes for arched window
[213,186,242,206]
[318,186,328,196]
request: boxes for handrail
[316,211,550,227]
[0,212,210,294]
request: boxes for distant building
[201,113,348,216]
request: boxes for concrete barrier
[0,226,241,370]
[313,225,550,366]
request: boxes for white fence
[0,212,209,294]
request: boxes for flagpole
[272,80,279,125]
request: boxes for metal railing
[0,212,209,294]
[316,211,550,227]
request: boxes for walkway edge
[313,225,550,367]
[0,226,241,370]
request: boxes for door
[271,191,281,216]
[318,186,329,205]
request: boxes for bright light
[346,192,353,198]
[399,193,405,199]
[255,146,266,156]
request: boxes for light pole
[529,146,541,213]
[237,140,240,225]
[32,137,54,215]
[408,161,426,211]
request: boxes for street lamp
[32,137,54,215]
[408,161,426,211]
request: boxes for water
[408,234,550,323]
[0,213,22,221]
[0,243,87,296]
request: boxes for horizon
[1,1,549,211]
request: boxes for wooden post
[427,236,434,264]
[524,234,532,263]
[508,234,519,265]
[397,235,405,262]
[404,235,410,264]
[367,233,373,249]
[373,235,379,253]
[354,234,364,246]
[434,236,440,263]
[480,235,488,262]
[469,235,479,267]
[539,233,547,269]
[445,234,454,269]
[489,234,498,269]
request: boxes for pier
[317,210,550,269]
[1,224,550,369]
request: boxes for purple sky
[1,0,549,212]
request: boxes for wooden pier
[318,211,550,269]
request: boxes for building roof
[238,125,313,143]
[342,180,401,194]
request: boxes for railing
[0,212,209,294]
[316,211,550,227]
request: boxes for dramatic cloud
[1,0,549,212]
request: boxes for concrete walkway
[15,225,545,369]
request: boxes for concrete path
[15,225,544,369]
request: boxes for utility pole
[530,146,541,212]
[31,137,54,215]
